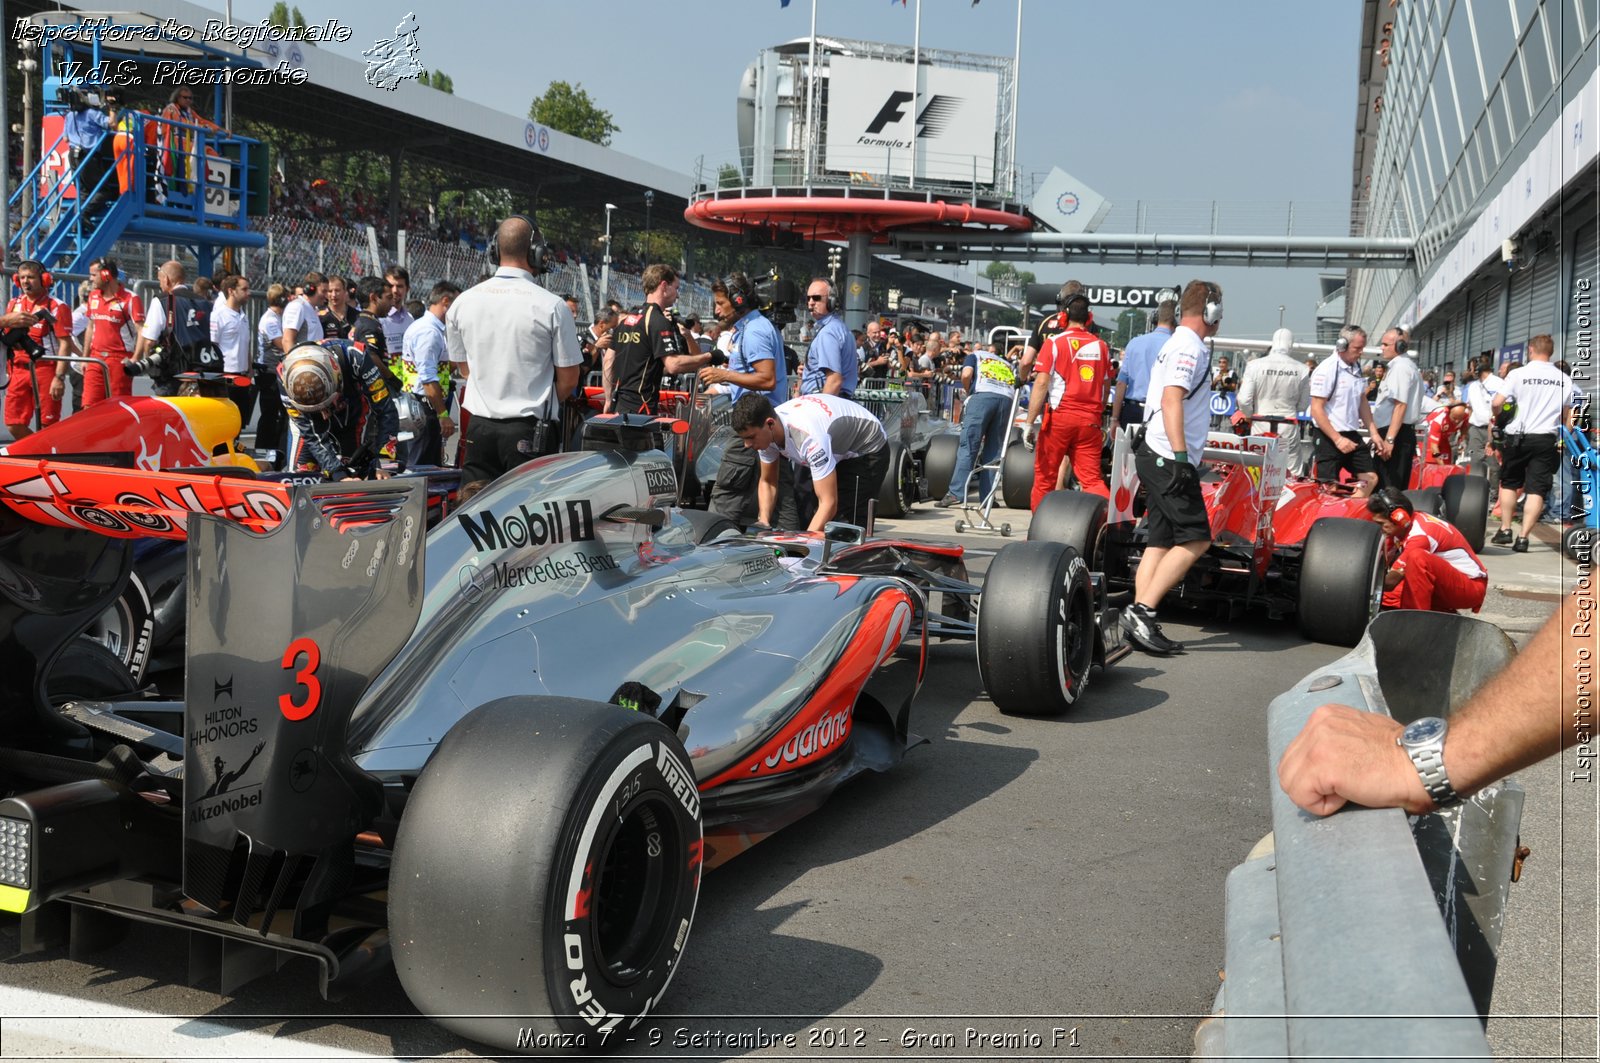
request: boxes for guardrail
[1196,610,1525,1060]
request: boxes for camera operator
[3,261,77,438]
[62,87,117,215]
[583,305,619,411]
[128,260,216,395]
[279,341,399,480]
[698,273,799,529]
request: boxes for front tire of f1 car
[1439,473,1490,552]
[390,697,702,1052]
[876,442,915,518]
[924,434,960,502]
[1001,432,1034,510]
[1297,517,1385,647]
[977,540,1095,716]
[1027,491,1108,571]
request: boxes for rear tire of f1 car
[1001,434,1034,510]
[390,697,702,1051]
[876,442,915,518]
[1027,491,1108,571]
[1403,487,1443,518]
[681,509,741,544]
[977,540,1096,716]
[1439,473,1491,552]
[49,639,141,703]
[924,434,960,502]
[1297,517,1385,647]
[83,569,154,686]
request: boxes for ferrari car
[0,414,1121,1051]
[1030,429,1488,647]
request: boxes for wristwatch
[1396,716,1459,807]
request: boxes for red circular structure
[684,194,1032,244]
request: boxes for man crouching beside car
[1366,487,1487,614]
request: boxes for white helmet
[280,343,343,413]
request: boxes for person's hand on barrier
[1277,703,1429,816]
[1165,459,1198,496]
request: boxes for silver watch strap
[1404,741,1459,807]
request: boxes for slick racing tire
[1440,473,1491,552]
[1403,487,1443,518]
[82,568,154,686]
[978,540,1095,716]
[49,639,141,703]
[391,698,702,1052]
[1297,517,1385,647]
[1565,525,1597,564]
[876,442,915,519]
[1001,432,1034,510]
[924,434,960,502]
[1028,491,1108,571]
[680,509,741,544]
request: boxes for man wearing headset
[609,264,712,416]
[1372,326,1424,489]
[1023,293,1110,507]
[2,261,77,439]
[699,273,799,529]
[1309,325,1383,497]
[800,278,857,398]
[446,215,583,482]
[1121,280,1224,657]
[1363,487,1487,614]
[277,341,399,480]
[1019,279,1085,378]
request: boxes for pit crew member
[400,280,460,468]
[81,258,143,406]
[940,342,1019,507]
[1490,333,1574,552]
[733,392,888,533]
[610,264,711,415]
[1464,360,1506,494]
[1309,325,1382,497]
[1423,401,1470,464]
[1122,280,1223,657]
[1024,294,1110,507]
[282,271,326,349]
[1365,488,1487,614]
[1019,279,1084,378]
[1373,327,1424,489]
[1235,327,1310,458]
[2,260,76,438]
[1111,300,1171,430]
[699,273,798,529]
[800,278,857,398]
[278,341,399,480]
[446,216,583,482]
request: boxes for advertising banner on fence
[823,56,998,185]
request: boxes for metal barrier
[1196,610,1525,1059]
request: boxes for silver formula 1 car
[0,415,1124,1051]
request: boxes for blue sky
[193,0,1364,338]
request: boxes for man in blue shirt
[800,278,857,398]
[64,91,118,213]
[1111,300,1174,429]
[399,281,460,467]
[700,273,799,528]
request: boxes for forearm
[757,475,777,526]
[422,381,447,414]
[662,352,710,375]
[1386,405,1406,439]
[822,371,843,396]
[1026,376,1049,426]
[1162,389,1185,454]
[1111,379,1126,421]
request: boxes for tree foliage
[529,81,618,146]
[425,70,454,94]
[717,163,742,190]
[266,3,307,31]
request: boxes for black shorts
[1498,433,1559,496]
[1313,431,1377,482]
[1135,445,1211,549]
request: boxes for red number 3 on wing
[280,637,322,721]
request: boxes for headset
[1392,329,1409,355]
[725,271,757,314]
[1366,488,1413,529]
[13,261,52,291]
[98,258,118,285]
[1200,281,1224,326]
[1334,324,1364,355]
[488,214,552,274]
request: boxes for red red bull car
[0,412,1123,1051]
[1030,429,1489,647]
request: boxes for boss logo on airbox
[458,499,595,552]
[643,466,676,495]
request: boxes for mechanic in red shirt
[1423,401,1470,464]
[80,258,143,406]
[1018,279,1085,378]
[1023,294,1110,507]
[2,260,77,437]
[1366,487,1487,613]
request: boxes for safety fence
[1194,610,1523,1060]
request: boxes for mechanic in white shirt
[732,391,887,532]
[1464,359,1506,493]
[281,271,326,348]
[210,274,253,426]
[1372,327,1425,489]
[1122,280,1224,657]
[1236,326,1311,470]
[1309,325,1383,497]
[1489,333,1574,552]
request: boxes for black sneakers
[1120,604,1183,656]
[1513,536,1530,553]
[1491,529,1514,546]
